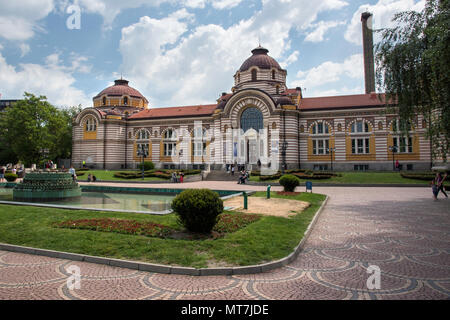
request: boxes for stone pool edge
[0,195,328,276]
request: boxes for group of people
[432,172,448,200]
[0,164,21,182]
[237,170,250,184]
[171,172,184,183]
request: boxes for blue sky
[0,0,425,108]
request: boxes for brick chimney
[361,12,375,94]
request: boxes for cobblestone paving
[0,186,449,300]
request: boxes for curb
[247,182,429,188]
[0,195,329,276]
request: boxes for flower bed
[54,213,261,239]
[54,218,173,238]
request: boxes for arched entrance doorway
[239,107,265,166]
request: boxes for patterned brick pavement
[0,186,449,300]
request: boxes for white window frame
[351,138,370,154]
[393,136,413,153]
[312,139,330,155]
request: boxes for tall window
[393,137,413,153]
[312,139,329,155]
[240,107,263,133]
[85,118,96,132]
[311,121,331,155]
[123,97,128,105]
[193,127,207,157]
[272,70,276,80]
[351,138,370,154]
[163,129,177,157]
[102,97,106,106]
[251,69,257,81]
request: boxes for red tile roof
[299,93,387,110]
[128,104,218,119]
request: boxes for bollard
[243,191,248,210]
[267,184,271,199]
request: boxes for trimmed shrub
[279,174,300,192]
[171,189,224,233]
[260,173,282,181]
[4,173,18,182]
[400,172,435,181]
[137,161,155,171]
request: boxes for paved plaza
[0,184,449,300]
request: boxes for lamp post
[388,146,397,171]
[281,141,288,173]
[137,144,148,180]
[327,147,335,171]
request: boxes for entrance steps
[204,170,239,181]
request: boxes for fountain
[13,172,81,202]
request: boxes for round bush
[4,173,18,182]
[171,189,224,233]
[279,174,300,192]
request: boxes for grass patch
[0,192,325,268]
[251,171,437,185]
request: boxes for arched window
[123,97,128,105]
[272,70,276,80]
[137,129,150,140]
[251,69,257,81]
[351,120,369,133]
[85,118,97,132]
[240,107,263,133]
[237,73,240,83]
[102,97,106,106]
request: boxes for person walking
[0,166,5,182]
[69,166,77,182]
[437,172,448,198]
[231,164,235,176]
[180,172,184,183]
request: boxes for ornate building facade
[72,13,434,172]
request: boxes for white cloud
[119,0,349,106]
[0,52,91,107]
[280,50,299,68]
[0,0,54,41]
[19,43,31,57]
[344,0,426,45]
[305,20,346,42]
[292,54,364,96]
[211,0,243,9]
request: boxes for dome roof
[239,46,283,72]
[94,79,148,102]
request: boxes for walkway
[0,186,449,300]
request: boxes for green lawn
[251,172,434,185]
[0,192,325,268]
[76,170,167,182]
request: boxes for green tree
[0,93,78,166]
[376,0,449,162]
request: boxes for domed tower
[233,46,287,96]
[92,78,149,115]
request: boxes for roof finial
[258,34,261,47]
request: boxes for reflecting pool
[0,188,174,214]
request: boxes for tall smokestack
[361,12,375,94]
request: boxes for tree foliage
[0,93,80,166]
[376,0,449,162]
